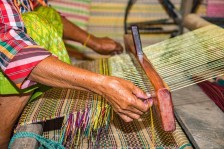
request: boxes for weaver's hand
[29,56,152,122]
[99,76,153,122]
[61,17,123,55]
[92,36,123,55]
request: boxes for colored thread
[198,80,224,111]
[150,106,156,147]
[8,132,65,149]
[83,34,91,47]
[179,143,192,149]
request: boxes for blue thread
[8,132,65,149]
[179,143,192,149]
[217,79,224,86]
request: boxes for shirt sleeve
[0,0,51,89]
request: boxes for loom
[11,15,224,148]
[125,25,175,132]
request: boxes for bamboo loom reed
[144,25,224,91]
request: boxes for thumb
[132,86,151,99]
[144,98,153,107]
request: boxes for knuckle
[133,114,140,119]
[127,97,134,104]
[121,103,129,110]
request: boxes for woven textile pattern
[87,0,207,51]
[48,0,91,52]
[88,0,172,48]
[19,53,192,148]
[18,59,112,147]
[95,112,190,149]
[144,25,224,91]
[95,54,192,149]
[22,6,70,64]
[43,112,191,149]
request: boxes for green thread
[8,132,65,149]
[179,143,192,149]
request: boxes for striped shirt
[0,0,51,89]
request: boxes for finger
[132,86,151,99]
[125,107,143,115]
[128,98,153,113]
[111,51,118,55]
[117,113,133,122]
[108,93,144,115]
[117,45,124,53]
[115,42,123,51]
[118,110,141,120]
[112,51,122,55]
[130,96,150,113]
[144,98,153,107]
[116,50,123,54]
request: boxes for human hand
[98,76,153,122]
[29,56,151,122]
[92,36,123,55]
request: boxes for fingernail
[148,99,153,106]
[146,93,151,98]
[151,91,156,98]
[144,100,148,104]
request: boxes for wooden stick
[124,34,176,132]
[11,124,43,149]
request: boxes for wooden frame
[124,34,175,132]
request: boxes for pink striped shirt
[0,0,51,89]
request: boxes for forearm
[61,16,99,50]
[61,16,123,55]
[29,56,104,94]
[29,56,153,122]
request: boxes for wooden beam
[124,34,175,132]
[11,124,43,149]
[183,14,211,30]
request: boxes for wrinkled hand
[92,36,123,55]
[99,76,153,122]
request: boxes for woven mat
[43,111,192,149]
[17,25,224,148]
[18,53,192,148]
[95,112,191,149]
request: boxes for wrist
[82,73,106,95]
[83,34,91,47]
[86,35,101,51]
[69,69,107,96]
